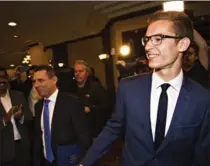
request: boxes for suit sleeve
[71,99,92,157]
[80,80,126,166]
[193,98,210,166]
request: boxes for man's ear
[177,37,191,53]
[52,76,58,84]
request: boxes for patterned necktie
[154,83,170,150]
[43,99,54,162]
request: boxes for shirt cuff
[19,115,24,124]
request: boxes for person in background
[0,67,32,166]
[10,66,24,92]
[79,11,210,166]
[183,29,209,88]
[74,60,110,139]
[56,65,77,94]
[23,65,38,99]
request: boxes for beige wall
[67,37,106,87]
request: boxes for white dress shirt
[150,70,183,140]
[41,88,58,158]
[1,91,21,140]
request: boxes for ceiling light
[13,35,19,38]
[163,1,184,12]
[10,64,15,67]
[58,63,64,67]
[8,22,17,27]
[98,54,109,60]
[120,45,131,57]
[26,55,31,60]
[22,60,29,64]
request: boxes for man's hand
[13,104,23,120]
[84,106,91,113]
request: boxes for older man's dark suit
[81,73,210,166]
[33,91,92,166]
[0,90,32,166]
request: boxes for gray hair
[74,60,90,73]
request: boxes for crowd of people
[0,10,210,166]
[0,60,111,166]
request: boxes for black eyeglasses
[141,34,183,47]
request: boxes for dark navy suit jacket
[81,73,210,166]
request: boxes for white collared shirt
[150,71,183,140]
[1,91,21,140]
[41,88,59,158]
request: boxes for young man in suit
[32,65,92,166]
[79,11,210,166]
[0,68,32,166]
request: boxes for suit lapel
[0,102,6,118]
[157,77,191,152]
[51,92,62,143]
[35,99,44,135]
[137,73,154,150]
[9,91,17,106]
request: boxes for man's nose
[145,39,153,51]
[33,81,39,88]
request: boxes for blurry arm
[194,29,209,70]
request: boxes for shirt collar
[45,88,59,103]
[152,70,183,91]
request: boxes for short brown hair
[34,65,55,78]
[147,11,194,42]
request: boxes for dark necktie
[154,83,170,150]
[43,99,54,162]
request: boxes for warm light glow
[58,62,64,67]
[120,45,130,56]
[10,64,15,67]
[13,35,19,38]
[28,64,32,66]
[22,60,29,64]
[8,22,17,27]
[98,54,109,60]
[163,1,184,12]
[26,55,31,60]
